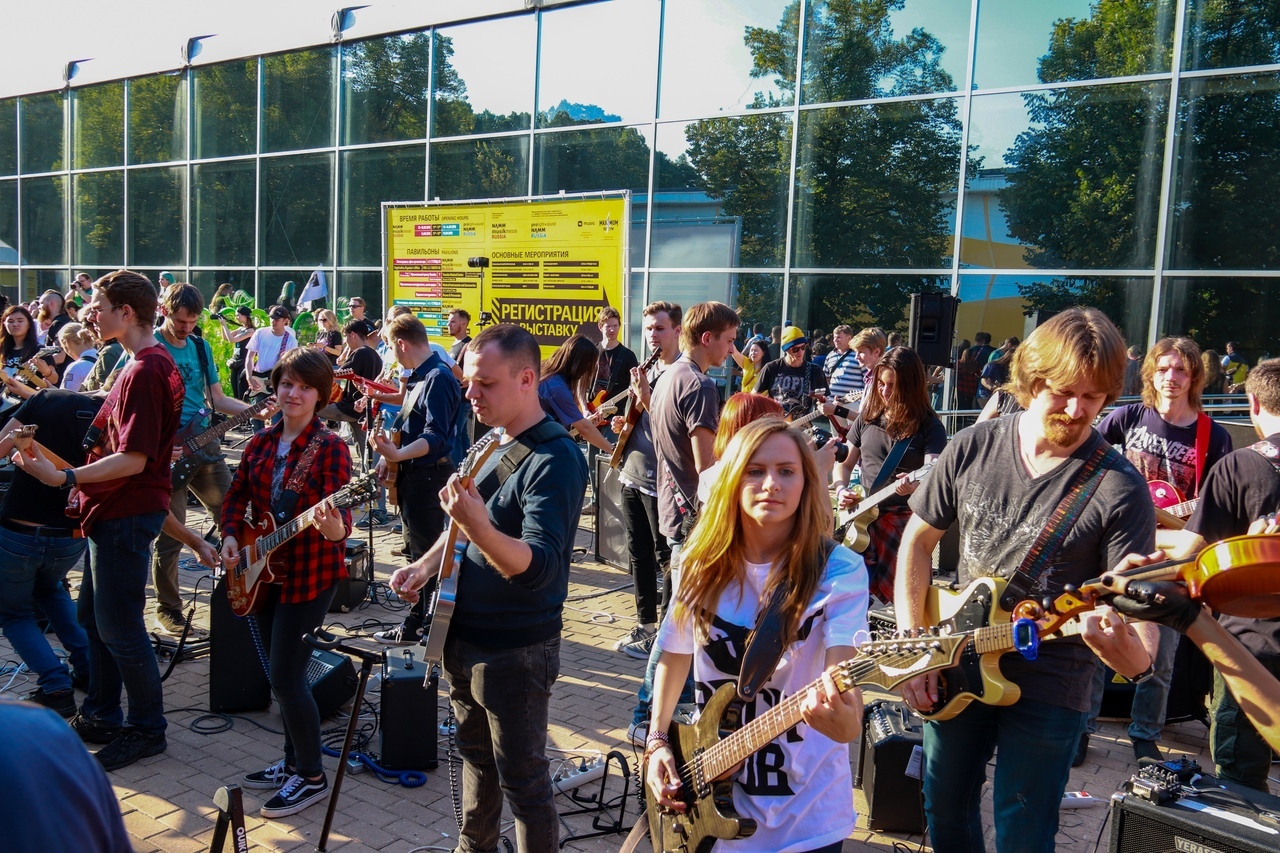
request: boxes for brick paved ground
[2,441,1272,852]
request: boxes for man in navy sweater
[390,323,588,852]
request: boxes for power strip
[552,756,608,790]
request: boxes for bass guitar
[1148,479,1196,529]
[605,347,663,469]
[170,397,276,492]
[832,462,933,552]
[329,368,354,404]
[421,430,504,667]
[915,576,1087,721]
[647,632,966,852]
[224,472,378,617]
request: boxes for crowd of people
[1,270,1278,852]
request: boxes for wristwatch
[1123,660,1156,685]
[61,468,77,490]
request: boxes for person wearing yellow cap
[752,325,827,417]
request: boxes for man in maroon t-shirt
[16,269,183,772]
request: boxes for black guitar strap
[868,435,913,494]
[472,419,570,503]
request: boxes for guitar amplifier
[1099,632,1211,724]
[307,647,358,720]
[856,698,926,834]
[1108,775,1280,853]
[379,649,438,770]
[210,576,272,713]
[593,457,627,570]
[329,539,373,613]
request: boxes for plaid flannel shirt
[220,417,353,604]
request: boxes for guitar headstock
[639,346,662,372]
[1010,588,1096,637]
[458,429,504,481]
[332,472,380,509]
[11,424,37,454]
[910,460,935,484]
[834,632,967,692]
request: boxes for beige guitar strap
[617,818,649,853]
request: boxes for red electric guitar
[1148,479,1197,529]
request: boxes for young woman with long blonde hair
[645,417,868,853]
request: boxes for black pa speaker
[1098,633,1211,724]
[379,648,439,770]
[593,457,627,570]
[1108,776,1280,853]
[329,539,373,613]
[856,699,926,833]
[306,647,358,720]
[908,293,959,367]
[209,576,272,713]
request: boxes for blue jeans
[0,525,89,693]
[1085,624,1177,741]
[445,633,561,853]
[923,698,1085,853]
[78,512,168,736]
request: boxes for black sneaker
[154,608,188,636]
[70,669,90,692]
[1132,738,1163,764]
[69,712,122,745]
[26,687,77,718]
[373,620,423,645]
[260,774,328,818]
[95,728,167,771]
[243,759,292,790]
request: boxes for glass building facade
[2,0,1279,364]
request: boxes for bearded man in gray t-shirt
[894,308,1162,853]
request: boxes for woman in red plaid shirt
[220,348,353,819]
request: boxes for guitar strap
[472,419,569,503]
[997,440,1121,612]
[271,431,325,524]
[868,435,914,494]
[1247,440,1280,475]
[1193,413,1210,497]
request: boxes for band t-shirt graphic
[1097,402,1233,499]
[753,359,826,416]
[656,547,869,853]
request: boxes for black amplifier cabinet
[379,648,439,770]
[1109,776,1280,853]
[855,698,926,834]
[593,457,627,570]
[329,539,372,613]
[209,575,271,713]
[306,647,358,720]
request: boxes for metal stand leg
[208,784,248,853]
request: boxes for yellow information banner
[384,195,628,355]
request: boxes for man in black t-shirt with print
[1166,357,1280,792]
[318,318,382,466]
[753,325,826,416]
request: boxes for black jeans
[446,633,561,853]
[255,583,338,779]
[397,461,452,629]
[620,485,668,625]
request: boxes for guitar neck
[183,406,257,454]
[968,614,1082,656]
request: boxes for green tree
[343,33,431,143]
[128,74,187,164]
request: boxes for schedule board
[383,194,629,355]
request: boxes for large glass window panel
[965,82,1167,271]
[263,47,335,153]
[341,270,385,322]
[974,0,1173,90]
[534,125,652,196]
[660,0,796,117]
[537,0,658,128]
[128,166,185,268]
[20,176,65,265]
[260,153,333,266]
[0,269,15,306]
[340,146,426,268]
[431,19,534,138]
[788,274,949,343]
[190,270,255,311]
[958,273,1153,349]
[260,270,317,314]
[651,116,790,269]
[1160,277,1280,364]
[71,82,124,169]
[801,0,970,105]
[428,136,528,200]
[0,99,17,176]
[193,160,256,267]
[20,92,64,174]
[21,270,69,301]
[1168,73,1280,271]
[1183,0,1280,72]
[793,98,962,269]
[0,180,15,263]
[193,60,258,160]
[129,74,187,164]
[73,171,123,267]
[342,33,430,145]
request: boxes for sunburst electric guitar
[224,473,378,617]
[646,633,967,852]
[420,430,504,668]
[1148,479,1196,530]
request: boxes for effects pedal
[1128,756,1202,804]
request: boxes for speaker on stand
[594,457,627,570]
[908,293,959,367]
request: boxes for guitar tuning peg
[1042,595,1055,613]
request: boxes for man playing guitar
[1087,337,1233,764]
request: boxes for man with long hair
[1084,337,1233,764]
[895,307,1160,853]
[390,323,588,850]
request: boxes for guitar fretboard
[969,616,1082,656]
[183,406,259,454]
